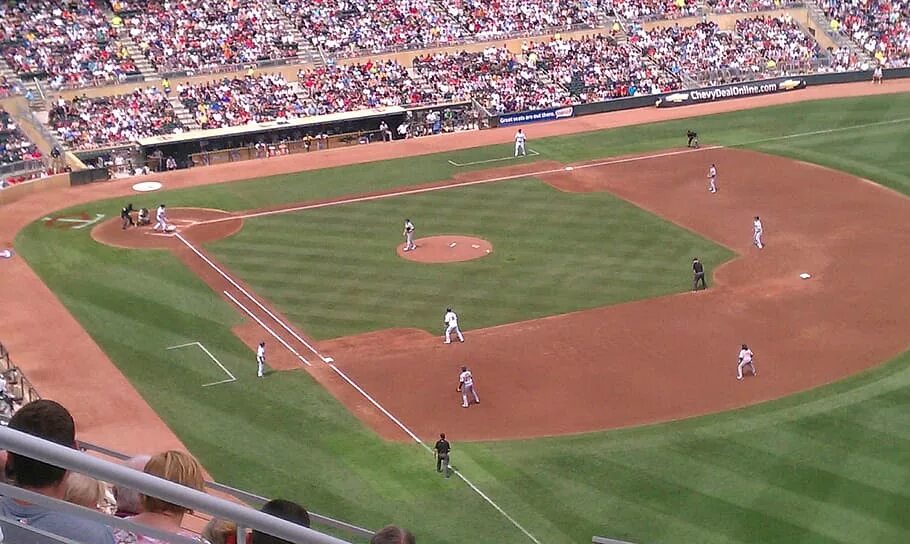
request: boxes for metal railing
[0,342,41,412]
[0,158,46,178]
[0,425,354,543]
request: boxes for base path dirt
[1,80,908,452]
[398,236,493,263]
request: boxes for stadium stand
[121,0,300,73]
[178,74,306,129]
[608,0,699,22]
[523,35,681,102]
[0,0,139,89]
[276,0,466,55]
[0,109,42,165]
[48,88,184,149]
[822,0,910,66]
[445,0,603,40]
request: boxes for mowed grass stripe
[209,179,732,339]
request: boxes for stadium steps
[169,96,201,130]
[121,35,160,81]
[806,0,873,66]
[260,0,324,67]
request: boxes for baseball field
[10,88,910,543]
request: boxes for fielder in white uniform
[457,365,480,408]
[737,344,756,380]
[256,341,266,378]
[403,219,416,251]
[707,164,717,193]
[514,129,527,157]
[444,308,464,344]
[153,204,170,232]
[752,216,764,249]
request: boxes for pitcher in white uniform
[737,344,756,380]
[403,219,416,251]
[457,366,480,408]
[514,129,527,157]
[752,216,764,249]
[444,308,464,344]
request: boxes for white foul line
[447,148,540,167]
[323,359,541,544]
[194,115,910,227]
[165,341,237,387]
[175,232,330,363]
[222,290,311,366]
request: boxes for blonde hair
[140,450,206,515]
[63,472,110,511]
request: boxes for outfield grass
[205,179,733,339]
[15,93,910,543]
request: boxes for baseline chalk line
[447,148,540,167]
[222,291,311,366]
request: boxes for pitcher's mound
[398,235,493,263]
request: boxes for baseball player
[686,129,699,148]
[692,257,707,291]
[457,366,480,408]
[443,307,464,344]
[737,344,756,380]
[752,216,764,249]
[873,65,883,84]
[120,203,135,230]
[256,341,266,378]
[514,128,527,157]
[434,433,451,477]
[403,219,416,251]
[153,204,170,232]
[707,163,717,193]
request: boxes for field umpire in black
[687,129,699,148]
[692,257,707,291]
[120,203,135,229]
[434,433,451,478]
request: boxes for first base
[565,166,574,171]
[449,242,457,248]
[799,273,811,279]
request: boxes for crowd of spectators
[631,15,826,82]
[121,0,299,73]
[0,109,42,165]
[446,0,603,40]
[297,61,433,114]
[178,73,306,129]
[706,0,792,13]
[523,35,680,102]
[608,0,698,22]
[824,0,910,67]
[0,0,139,89]
[48,88,184,149]
[0,398,419,544]
[413,46,573,114]
[277,0,465,55]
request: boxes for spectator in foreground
[112,450,206,543]
[251,499,311,543]
[113,454,152,517]
[0,399,115,543]
[64,471,114,513]
[371,525,416,544]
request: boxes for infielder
[256,341,266,378]
[457,366,480,408]
[873,65,883,84]
[686,129,699,148]
[514,128,527,157]
[153,204,170,232]
[737,344,756,380]
[443,307,464,344]
[403,219,416,251]
[752,216,764,249]
[707,163,717,193]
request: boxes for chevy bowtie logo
[664,92,690,103]
[778,79,803,90]
[554,106,574,118]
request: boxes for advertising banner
[497,106,575,126]
[656,78,807,108]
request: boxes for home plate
[799,273,811,279]
[471,244,480,249]
[565,166,574,171]
[449,242,457,248]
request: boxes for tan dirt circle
[92,207,243,249]
[398,235,493,263]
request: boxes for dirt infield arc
[88,146,910,442]
[2,81,910,452]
